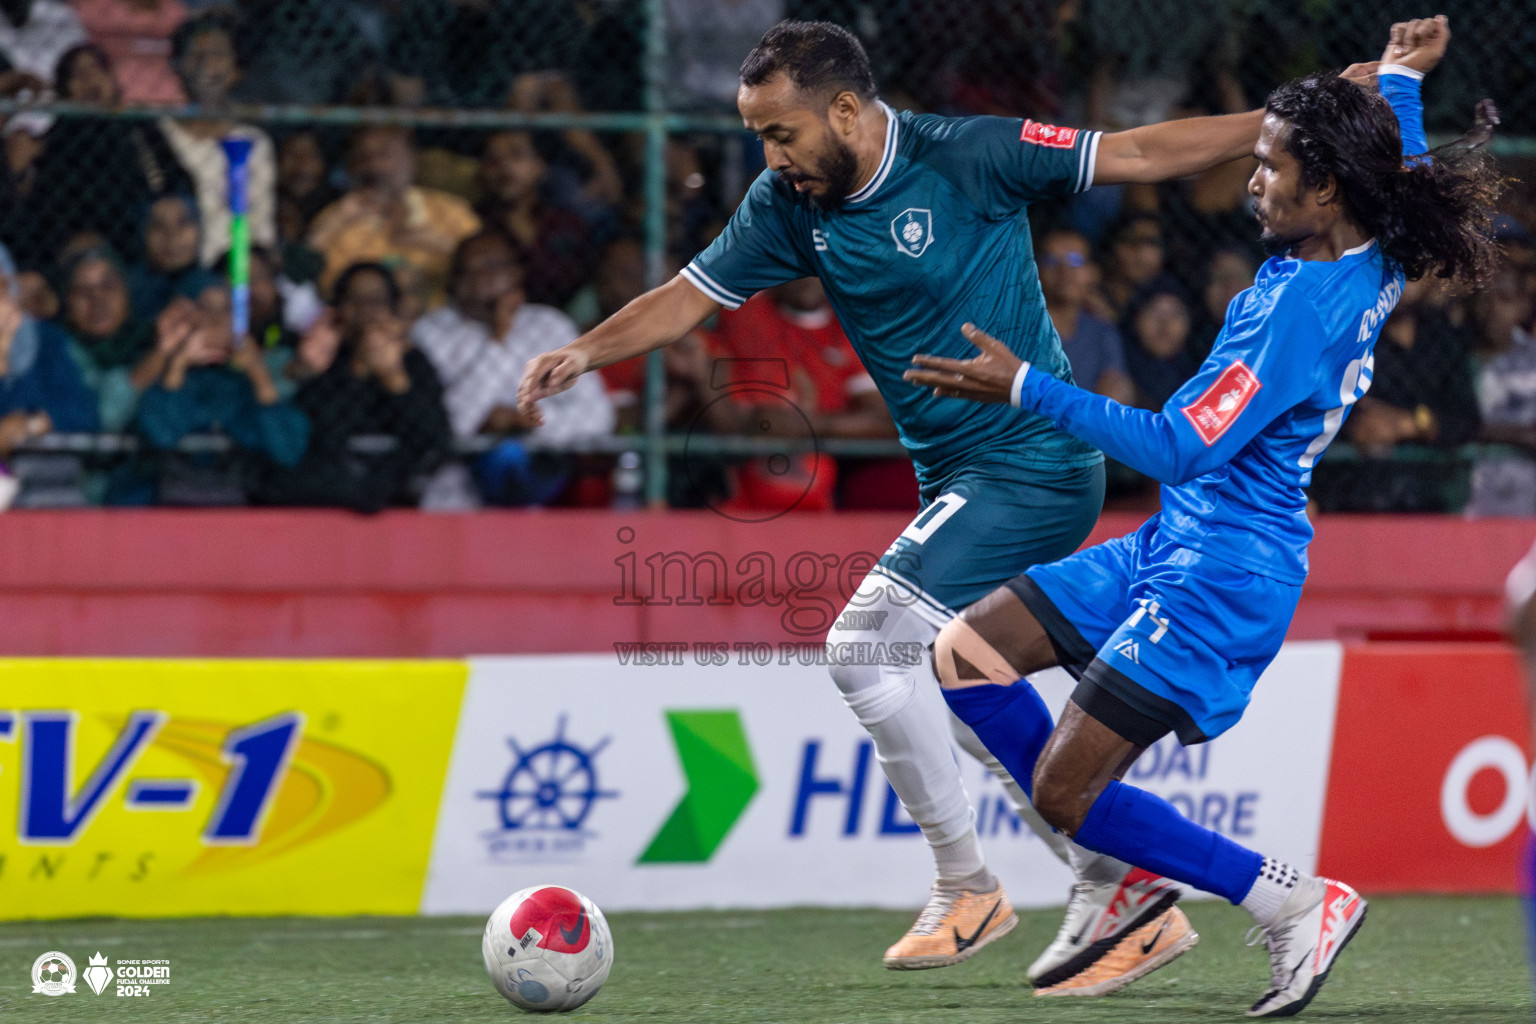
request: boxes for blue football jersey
[683,105,1103,486]
[1018,246,1401,584]
[1010,70,1429,584]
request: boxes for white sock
[1241,857,1324,926]
[936,857,998,894]
[861,669,988,886]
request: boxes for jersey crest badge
[1021,120,1079,149]
[1181,360,1262,446]
[891,208,934,258]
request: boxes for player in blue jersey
[905,16,1501,1015]
[1506,542,1536,999]
[520,19,1355,988]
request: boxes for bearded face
[776,129,862,213]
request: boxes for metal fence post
[642,0,670,506]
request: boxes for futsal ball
[482,885,614,1012]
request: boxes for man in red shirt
[696,277,901,513]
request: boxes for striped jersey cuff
[1075,131,1103,193]
[1378,64,1425,81]
[680,264,748,309]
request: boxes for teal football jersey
[683,106,1103,486]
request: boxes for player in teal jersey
[520,20,1280,988]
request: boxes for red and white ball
[482,885,614,1012]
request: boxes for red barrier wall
[0,510,1532,656]
[1318,644,1532,893]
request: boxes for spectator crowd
[0,0,1528,515]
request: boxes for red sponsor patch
[1020,119,1080,149]
[1180,360,1262,445]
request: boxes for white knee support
[827,572,944,725]
[826,573,980,859]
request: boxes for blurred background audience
[1038,226,1133,405]
[160,10,275,264]
[308,124,478,308]
[74,0,187,105]
[261,260,449,512]
[127,285,306,504]
[415,226,613,508]
[0,0,1522,515]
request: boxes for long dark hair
[1265,72,1502,286]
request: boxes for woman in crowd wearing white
[414,227,613,507]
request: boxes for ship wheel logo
[478,716,619,836]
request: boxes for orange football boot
[883,884,1018,969]
[1035,906,1199,997]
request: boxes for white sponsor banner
[422,643,1342,914]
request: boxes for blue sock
[1075,779,1263,905]
[940,680,1053,798]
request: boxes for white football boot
[1246,878,1368,1018]
[1027,866,1183,988]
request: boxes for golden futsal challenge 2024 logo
[30,950,171,997]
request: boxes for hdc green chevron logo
[638,710,759,864]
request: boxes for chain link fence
[0,0,1530,513]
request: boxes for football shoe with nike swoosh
[1246,878,1367,1018]
[882,884,1017,969]
[1028,866,1183,987]
[1034,906,1199,997]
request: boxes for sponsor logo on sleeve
[1020,120,1079,149]
[1180,361,1262,446]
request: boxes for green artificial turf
[0,896,1526,1023]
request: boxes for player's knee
[825,620,919,729]
[826,587,931,699]
[1031,760,1092,836]
[932,614,1033,689]
[825,616,871,696]
[946,584,1060,682]
[827,653,877,702]
[933,619,994,689]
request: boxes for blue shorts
[1012,515,1299,745]
[872,454,1104,626]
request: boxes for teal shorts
[872,454,1105,623]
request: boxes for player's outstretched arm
[518,275,720,414]
[1375,16,1449,161]
[909,321,1309,486]
[1092,109,1263,186]
[1093,15,1449,186]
